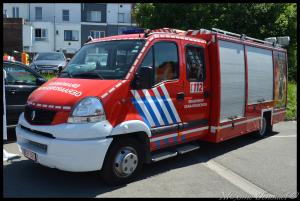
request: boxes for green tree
[133,3,297,81]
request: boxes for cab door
[180,41,210,134]
[131,39,184,146]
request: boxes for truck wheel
[101,137,144,185]
[254,116,271,138]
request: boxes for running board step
[151,151,178,162]
[177,144,200,154]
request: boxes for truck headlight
[67,97,106,123]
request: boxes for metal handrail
[211,28,277,46]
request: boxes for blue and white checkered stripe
[131,84,181,128]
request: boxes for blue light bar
[122,28,145,34]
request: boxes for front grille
[20,125,55,139]
[25,106,57,125]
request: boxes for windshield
[59,40,145,80]
[36,53,65,61]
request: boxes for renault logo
[31,110,36,121]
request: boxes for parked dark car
[29,52,68,74]
[4,60,47,130]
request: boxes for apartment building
[80,3,136,45]
[107,3,136,35]
[3,3,137,53]
[81,3,107,45]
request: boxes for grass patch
[286,82,297,120]
[41,73,57,80]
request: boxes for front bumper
[16,113,113,172]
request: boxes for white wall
[23,24,33,50]
[54,4,81,23]
[55,23,81,53]
[3,3,29,20]
[30,21,54,52]
[107,3,132,24]
[29,3,55,22]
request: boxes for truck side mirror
[131,66,153,89]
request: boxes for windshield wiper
[72,71,104,79]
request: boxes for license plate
[22,148,37,161]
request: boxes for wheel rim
[113,146,138,178]
[259,118,267,136]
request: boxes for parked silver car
[29,52,69,73]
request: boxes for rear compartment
[191,29,288,143]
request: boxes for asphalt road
[3,121,297,198]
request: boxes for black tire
[101,137,144,185]
[254,116,272,138]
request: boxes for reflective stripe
[140,94,160,127]
[182,126,209,135]
[131,98,151,128]
[152,88,173,124]
[151,95,169,126]
[160,94,177,124]
[160,84,181,123]
[210,117,261,132]
[150,126,209,142]
[150,133,177,142]
[131,90,156,127]
[142,90,165,126]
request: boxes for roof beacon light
[277,36,290,46]
[122,28,145,34]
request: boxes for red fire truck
[16,28,288,184]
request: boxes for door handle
[177,92,185,101]
[204,91,209,98]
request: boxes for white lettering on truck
[37,85,82,97]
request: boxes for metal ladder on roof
[211,28,275,46]
[185,27,279,47]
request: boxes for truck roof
[85,34,145,45]
[85,32,207,45]
[85,28,286,52]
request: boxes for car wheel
[101,137,144,185]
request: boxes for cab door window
[153,42,179,84]
[140,47,153,67]
[186,45,205,81]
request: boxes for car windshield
[36,53,65,61]
[59,40,145,80]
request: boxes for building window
[64,30,79,41]
[118,13,125,23]
[35,28,47,41]
[62,10,69,21]
[90,30,105,38]
[12,7,19,18]
[35,7,42,20]
[3,9,8,18]
[86,11,101,22]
